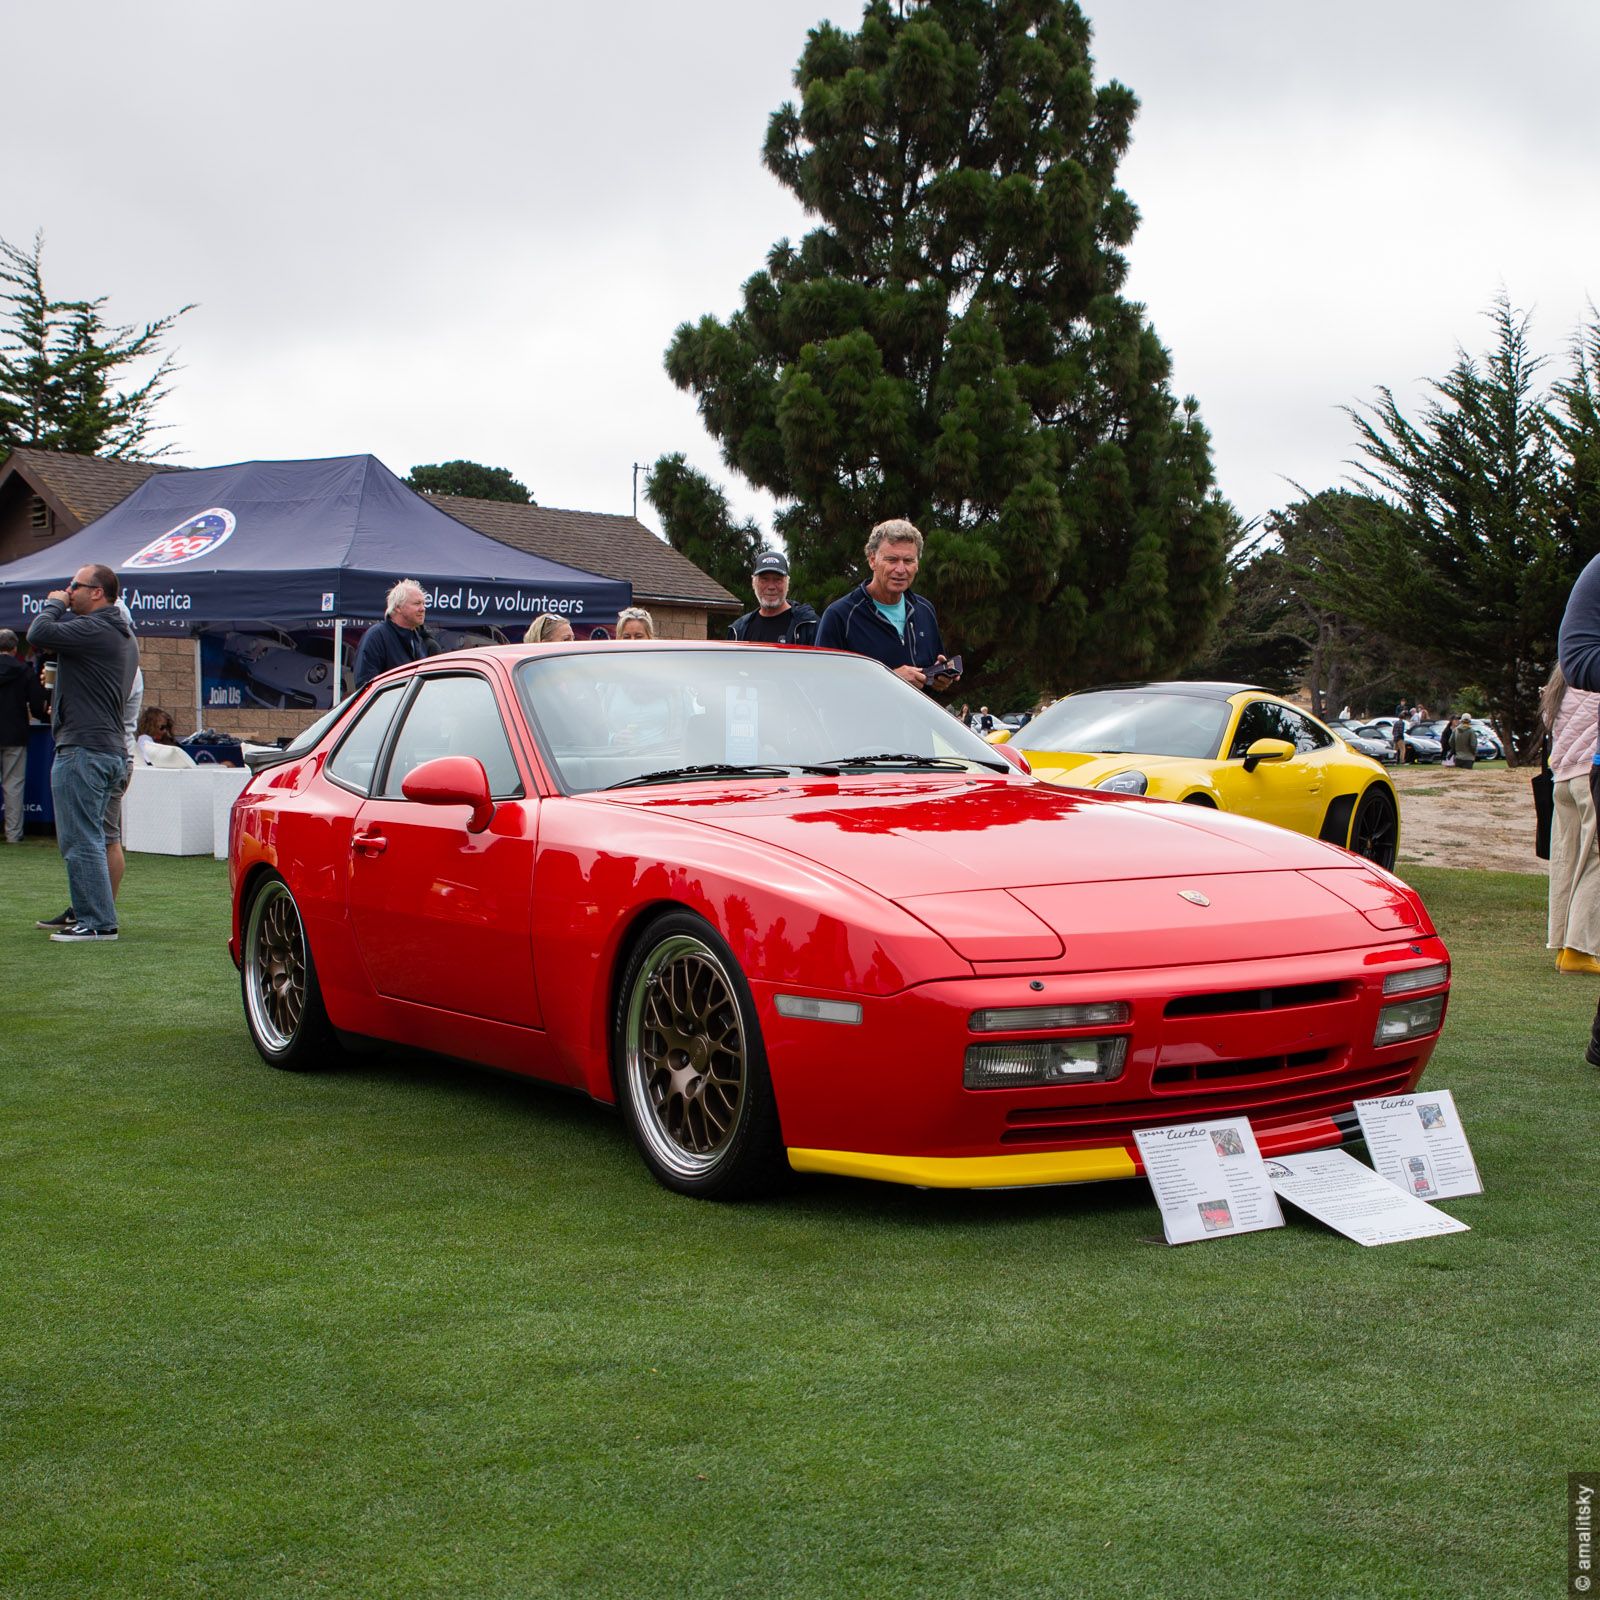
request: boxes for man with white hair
[816,518,959,692]
[353,578,440,687]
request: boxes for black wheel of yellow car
[1349,786,1399,871]
[241,872,336,1071]
[614,910,784,1199]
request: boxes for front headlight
[1373,994,1445,1046]
[964,1036,1128,1089]
[1096,770,1148,795]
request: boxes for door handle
[352,829,387,856]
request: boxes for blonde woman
[616,607,656,640]
[1542,664,1600,973]
[526,614,574,644]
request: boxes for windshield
[514,648,1005,793]
[1020,690,1233,759]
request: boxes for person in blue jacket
[354,579,441,687]
[815,519,959,693]
[1556,551,1600,1064]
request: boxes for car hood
[621,775,1339,892]
[615,778,1422,964]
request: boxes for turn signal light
[970,1001,1130,1032]
[1382,963,1449,995]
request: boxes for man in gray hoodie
[26,564,140,942]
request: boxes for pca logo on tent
[125,509,237,568]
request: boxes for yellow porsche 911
[1001,682,1400,869]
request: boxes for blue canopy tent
[0,453,630,635]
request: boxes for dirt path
[1392,764,1543,876]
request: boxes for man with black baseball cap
[727,549,819,646]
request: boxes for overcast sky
[9,0,1598,544]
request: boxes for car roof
[424,639,843,666]
[1076,680,1265,702]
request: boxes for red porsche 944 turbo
[229,643,1450,1199]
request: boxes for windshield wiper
[604,763,800,790]
[813,751,1009,774]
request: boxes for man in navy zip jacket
[815,519,958,692]
[354,578,441,688]
[1557,551,1600,1063]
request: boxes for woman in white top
[1542,665,1600,973]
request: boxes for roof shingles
[1,447,183,528]
[428,494,740,610]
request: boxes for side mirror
[401,755,495,833]
[1242,737,1295,773]
[995,743,1032,776]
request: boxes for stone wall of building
[650,604,714,640]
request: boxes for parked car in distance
[1366,717,1443,764]
[998,682,1402,870]
[1415,719,1503,761]
[1328,721,1399,765]
[229,647,1449,1201]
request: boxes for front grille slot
[1164,981,1352,1018]
[1000,1060,1420,1146]
[1153,1048,1332,1087]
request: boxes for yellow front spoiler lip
[786,1145,1137,1189]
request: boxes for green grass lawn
[0,842,1593,1599]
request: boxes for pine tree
[643,454,763,600]
[1338,298,1567,762]
[660,0,1231,703]
[406,460,534,504]
[0,232,191,460]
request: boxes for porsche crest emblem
[1178,889,1211,907]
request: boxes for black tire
[240,872,337,1071]
[613,910,784,1199]
[1348,785,1399,871]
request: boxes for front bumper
[758,941,1447,1188]
[787,1108,1367,1189]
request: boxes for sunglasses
[67,581,102,593]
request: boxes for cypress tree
[661,0,1231,701]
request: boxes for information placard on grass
[1354,1088,1483,1200]
[1266,1149,1472,1246]
[1134,1117,1284,1245]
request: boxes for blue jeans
[50,746,123,933]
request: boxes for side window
[1286,710,1333,753]
[326,684,406,793]
[381,674,523,799]
[1228,701,1277,759]
[1232,700,1329,758]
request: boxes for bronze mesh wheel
[616,912,783,1198]
[242,875,334,1070]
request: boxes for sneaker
[50,926,118,943]
[1589,1034,1600,1069]
[36,907,76,931]
[1558,948,1600,975]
